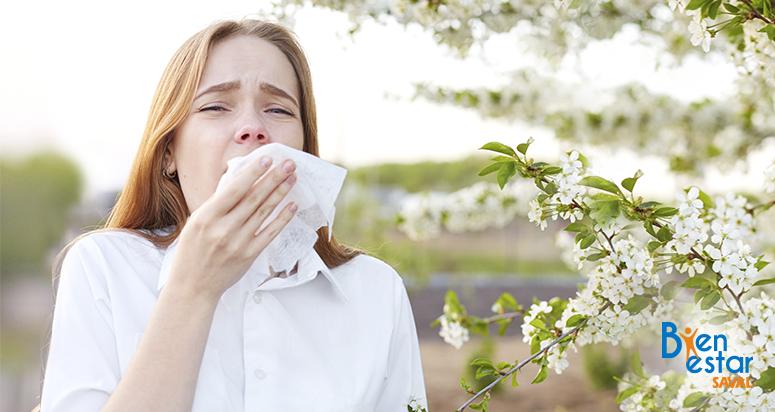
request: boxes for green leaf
[498,319,511,337]
[643,220,657,237]
[579,176,622,195]
[686,0,708,11]
[530,318,547,330]
[656,226,672,243]
[480,142,517,157]
[564,222,590,233]
[701,291,721,310]
[542,166,562,175]
[697,189,713,209]
[595,200,621,223]
[621,170,643,193]
[476,368,497,380]
[755,367,775,390]
[709,313,735,325]
[566,314,586,328]
[516,137,534,155]
[478,162,503,176]
[724,2,739,12]
[444,290,466,315]
[589,193,620,202]
[469,403,483,410]
[681,277,714,289]
[460,377,472,391]
[683,391,710,408]
[754,278,775,287]
[708,0,721,18]
[532,365,549,384]
[652,207,678,218]
[490,155,515,163]
[586,252,602,262]
[512,372,519,387]
[694,289,711,304]
[495,293,519,311]
[530,335,541,355]
[579,234,596,249]
[661,281,681,301]
[615,387,639,404]
[497,161,517,189]
[755,260,770,271]
[624,295,652,314]
[471,358,496,369]
[647,241,662,255]
[630,349,647,379]
[497,361,512,370]
[638,201,661,209]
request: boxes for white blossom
[438,314,469,349]
[688,11,712,52]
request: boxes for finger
[247,202,298,254]
[240,173,296,234]
[208,156,273,216]
[229,159,296,223]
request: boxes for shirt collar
[158,241,349,310]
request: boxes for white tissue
[214,143,346,276]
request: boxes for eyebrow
[260,82,299,109]
[194,80,240,101]
[194,80,299,109]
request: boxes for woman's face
[167,35,304,212]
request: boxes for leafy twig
[480,311,524,323]
[739,0,775,26]
[456,302,613,411]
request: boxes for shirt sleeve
[376,276,428,411]
[41,237,120,412]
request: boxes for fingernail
[285,175,296,185]
[282,160,295,174]
[289,202,298,213]
[260,156,271,168]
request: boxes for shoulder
[331,253,406,292]
[67,229,164,259]
[59,230,165,289]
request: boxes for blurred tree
[0,153,83,280]
[275,0,775,173]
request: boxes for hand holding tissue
[214,143,347,276]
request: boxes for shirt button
[252,292,263,304]
[254,368,267,380]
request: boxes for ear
[163,139,177,175]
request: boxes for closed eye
[198,105,227,112]
[268,108,294,116]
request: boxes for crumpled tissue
[214,143,346,277]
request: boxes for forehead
[200,35,299,99]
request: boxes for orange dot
[685,327,692,334]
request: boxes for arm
[375,278,428,412]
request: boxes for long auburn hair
[104,18,359,268]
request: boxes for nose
[234,112,269,144]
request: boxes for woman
[41,19,426,412]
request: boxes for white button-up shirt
[41,231,427,411]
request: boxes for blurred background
[2,0,774,411]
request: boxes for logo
[661,321,754,389]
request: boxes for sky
[0,0,769,199]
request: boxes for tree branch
[456,302,613,411]
[480,311,524,323]
[740,0,775,26]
